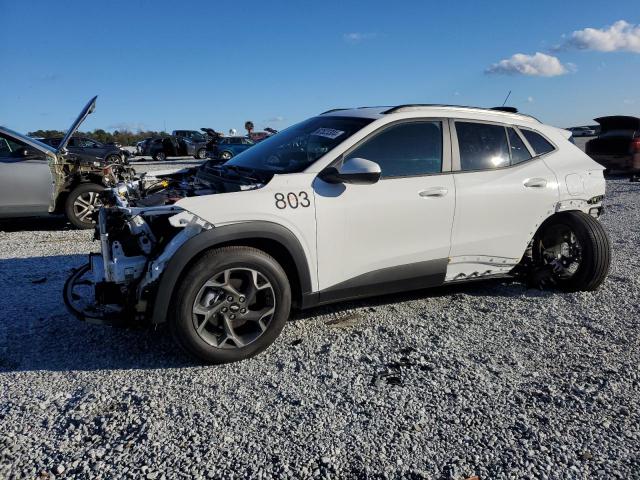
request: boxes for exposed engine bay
[63,162,273,324]
[131,160,272,207]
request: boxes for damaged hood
[58,96,98,153]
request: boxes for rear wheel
[153,151,166,161]
[532,211,610,291]
[220,150,233,161]
[170,246,291,364]
[65,183,105,229]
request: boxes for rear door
[448,120,559,280]
[0,133,52,216]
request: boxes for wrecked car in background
[0,96,137,228]
[586,116,640,180]
[214,136,255,160]
[137,135,209,161]
[42,136,129,165]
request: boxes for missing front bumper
[63,256,129,325]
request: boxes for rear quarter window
[521,129,555,156]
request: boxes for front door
[313,120,456,301]
[0,133,52,216]
[448,120,559,279]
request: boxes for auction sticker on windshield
[311,128,345,139]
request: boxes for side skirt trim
[302,258,448,308]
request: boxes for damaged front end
[63,186,211,325]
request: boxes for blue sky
[1,0,639,133]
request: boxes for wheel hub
[191,268,276,349]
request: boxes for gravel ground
[0,175,638,480]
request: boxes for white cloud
[486,52,570,77]
[564,20,640,53]
[527,96,534,103]
[343,32,377,43]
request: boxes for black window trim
[517,126,558,160]
[450,118,556,173]
[323,117,452,180]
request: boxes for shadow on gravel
[292,277,539,321]
[0,215,71,232]
[0,254,196,373]
[0,252,544,373]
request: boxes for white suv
[64,104,610,363]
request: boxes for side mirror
[319,157,381,185]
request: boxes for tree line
[28,129,171,146]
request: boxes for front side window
[521,129,555,156]
[79,138,97,148]
[227,116,373,173]
[344,121,443,178]
[0,133,38,159]
[507,128,532,164]
[456,122,510,170]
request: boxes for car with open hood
[41,136,127,165]
[586,116,640,179]
[0,96,137,228]
[65,104,610,364]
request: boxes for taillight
[631,138,640,153]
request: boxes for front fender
[150,221,312,324]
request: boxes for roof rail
[491,106,518,113]
[319,108,349,115]
[382,104,539,122]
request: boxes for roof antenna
[502,90,512,106]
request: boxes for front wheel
[532,211,610,292]
[219,150,233,161]
[105,153,121,164]
[194,148,207,160]
[170,246,291,364]
[65,183,105,229]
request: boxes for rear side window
[507,128,532,164]
[345,121,443,178]
[521,129,555,155]
[455,122,509,170]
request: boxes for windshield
[226,116,373,173]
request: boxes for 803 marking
[275,191,311,209]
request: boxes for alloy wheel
[73,191,102,224]
[192,268,276,349]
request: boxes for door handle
[419,187,448,198]
[523,178,547,188]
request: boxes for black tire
[533,211,610,292]
[220,150,233,161]
[65,183,105,229]
[194,148,207,160]
[170,246,291,364]
[153,151,167,161]
[105,154,121,164]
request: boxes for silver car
[0,97,136,228]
